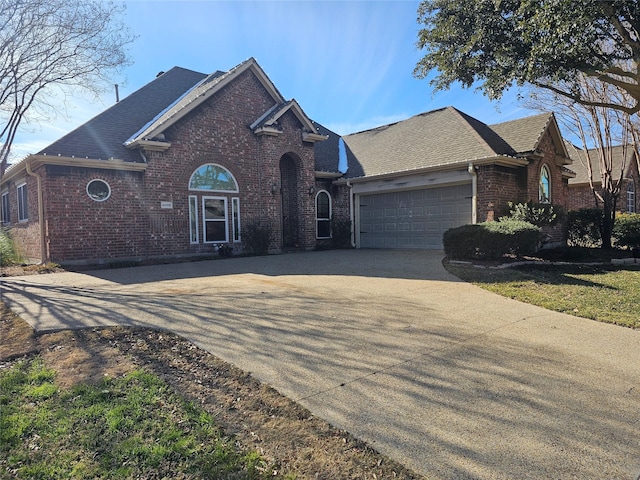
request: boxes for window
[539,165,551,203]
[1,192,9,224]
[316,190,331,238]
[628,181,636,213]
[189,164,238,192]
[86,179,111,202]
[232,197,240,242]
[17,183,28,222]
[189,164,239,245]
[202,197,228,243]
[189,195,199,244]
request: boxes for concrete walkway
[1,250,639,479]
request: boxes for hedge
[612,213,640,248]
[443,220,541,260]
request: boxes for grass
[445,261,640,329]
[0,358,277,479]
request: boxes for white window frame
[315,190,332,239]
[17,182,28,222]
[86,179,111,202]
[232,197,241,242]
[627,181,636,213]
[189,195,199,244]
[1,191,9,224]
[189,164,239,192]
[539,164,551,203]
[202,196,228,244]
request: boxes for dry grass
[0,303,419,479]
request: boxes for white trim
[1,191,9,224]
[17,182,28,222]
[86,179,111,202]
[202,196,228,244]
[350,169,471,195]
[189,195,199,244]
[627,181,636,213]
[232,197,241,243]
[539,164,551,203]
[315,190,332,239]
[189,163,239,193]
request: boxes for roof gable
[568,144,638,185]
[38,67,208,162]
[250,99,327,142]
[126,57,287,147]
[490,112,569,160]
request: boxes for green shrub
[500,201,563,226]
[0,227,21,266]
[567,208,603,247]
[443,220,541,260]
[241,220,275,256]
[612,213,640,248]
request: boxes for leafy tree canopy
[414,0,640,114]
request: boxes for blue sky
[11,0,534,162]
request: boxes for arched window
[539,165,551,203]
[189,164,238,192]
[316,190,331,238]
[188,164,240,245]
[628,181,636,213]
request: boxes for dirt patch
[0,303,420,479]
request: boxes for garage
[358,183,472,249]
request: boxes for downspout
[347,180,355,247]
[25,159,47,263]
[468,162,477,224]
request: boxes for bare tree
[528,75,634,248]
[0,0,135,177]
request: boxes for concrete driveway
[1,249,639,479]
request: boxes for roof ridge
[344,107,449,137]
[448,107,501,157]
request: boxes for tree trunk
[600,190,618,249]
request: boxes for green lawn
[445,262,640,329]
[0,358,276,479]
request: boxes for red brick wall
[477,130,569,220]
[42,166,147,263]
[476,165,525,222]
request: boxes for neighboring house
[566,143,640,214]
[0,57,576,264]
[341,107,573,248]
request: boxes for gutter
[25,159,48,263]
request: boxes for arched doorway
[280,154,299,248]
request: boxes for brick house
[565,143,639,214]
[1,58,349,264]
[1,58,578,264]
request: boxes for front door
[280,155,299,248]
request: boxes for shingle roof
[489,112,554,154]
[39,67,209,162]
[343,106,518,178]
[313,122,341,173]
[568,144,636,185]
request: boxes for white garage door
[359,184,472,249]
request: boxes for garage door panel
[359,183,471,249]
